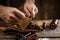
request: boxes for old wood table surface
[34,20,60,37]
[0,20,60,40]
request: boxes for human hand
[0,5,26,23]
[24,1,38,18]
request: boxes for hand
[24,1,38,18]
[0,6,26,23]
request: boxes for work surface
[34,20,60,37]
[0,20,60,40]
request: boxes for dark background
[0,0,59,20]
[35,0,60,20]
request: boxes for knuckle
[12,7,17,10]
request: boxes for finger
[14,9,26,19]
[29,7,35,18]
[34,7,38,14]
[24,7,30,17]
[5,14,20,23]
[2,15,11,23]
[27,7,36,18]
[10,14,20,22]
[3,17,10,23]
[32,7,35,18]
[27,7,33,18]
[31,7,38,18]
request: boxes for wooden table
[0,20,60,40]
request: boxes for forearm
[26,0,35,3]
[0,5,6,8]
[0,5,3,7]
[0,5,6,10]
[0,5,4,10]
